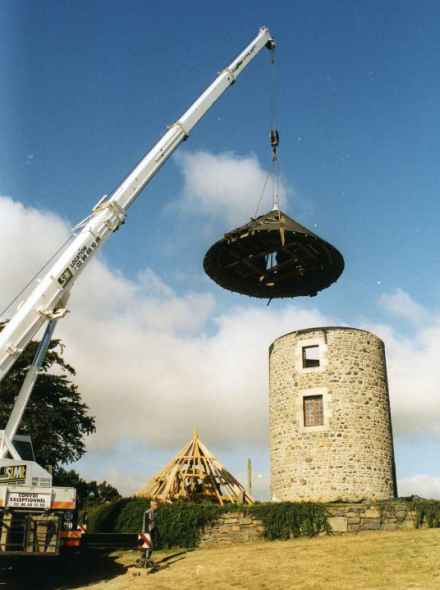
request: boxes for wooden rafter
[136,432,254,505]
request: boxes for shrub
[156,502,223,548]
[414,500,440,529]
[87,499,223,547]
[249,502,330,539]
[87,498,133,532]
[87,499,330,547]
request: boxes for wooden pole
[247,458,253,496]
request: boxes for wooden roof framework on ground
[137,432,254,505]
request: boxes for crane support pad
[203,209,344,299]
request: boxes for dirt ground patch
[2,529,440,590]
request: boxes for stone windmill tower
[269,327,397,502]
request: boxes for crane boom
[0,26,274,385]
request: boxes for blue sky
[0,1,439,498]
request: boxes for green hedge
[87,498,440,547]
[87,499,329,548]
[250,502,330,539]
[155,502,223,548]
[87,498,149,533]
[414,500,440,529]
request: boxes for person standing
[141,500,160,566]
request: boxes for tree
[0,335,96,470]
[96,480,122,503]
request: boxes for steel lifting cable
[269,43,281,211]
[254,170,272,218]
[254,43,281,217]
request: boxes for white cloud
[1,195,440,493]
[367,292,440,437]
[64,302,330,453]
[137,268,174,298]
[0,194,328,456]
[175,150,289,225]
[379,288,429,325]
[398,474,440,499]
[0,196,69,311]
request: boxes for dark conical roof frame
[203,209,344,299]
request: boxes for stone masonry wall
[326,502,415,533]
[269,327,397,502]
[199,503,416,546]
[199,512,264,547]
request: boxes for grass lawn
[3,528,440,589]
[81,528,440,590]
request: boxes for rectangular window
[303,395,324,427]
[302,345,320,368]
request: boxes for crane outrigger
[0,26,275,555]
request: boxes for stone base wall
[326,502,416,533]
[199,512,264,546]
[199,502,417,546]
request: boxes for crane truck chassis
[0,26,275,555]
[0,444,80,555]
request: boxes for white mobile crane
[0,27,275,555]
